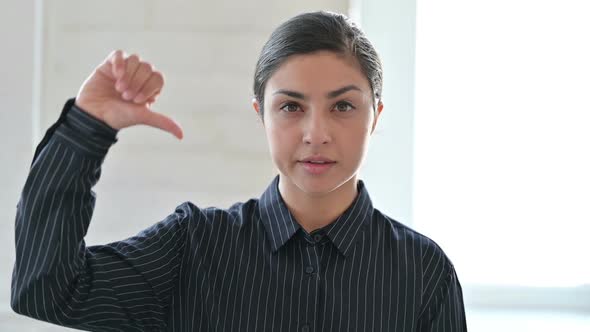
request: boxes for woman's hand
[74,50,183,139]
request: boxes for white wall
[357,0,590,330]
[1,0,348,330]
[0,0,38,328]
[354,0,416,226]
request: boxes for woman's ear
[371,100,384,134]
[252,98,265,126]
[252,98,261,115]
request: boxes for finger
[137,110,184,140]
[145,95,157,108]
[144,92,160,108]
[133,71,164,103]
[116,54,140,93]
[110,50,126,79]
[145,94,160,109]
[123,62,155,101]
[97,49,125,79]
[146,95,158,104]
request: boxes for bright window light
[414,0,590,287]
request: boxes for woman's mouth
[298,160,336,175]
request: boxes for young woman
[12,11,467,332]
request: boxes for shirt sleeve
[420,267,468,331]
[418,255,468,331]
[11,97,191,331]
[30,98,119,167]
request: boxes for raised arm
[11,51,189,331]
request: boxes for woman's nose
[302,113,331,145]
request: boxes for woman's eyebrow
[272,89,306,100]
[272,84,362,100]
[326,85,362,98]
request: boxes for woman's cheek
[268,128,288,157]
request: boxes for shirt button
[301,323,311,332]
[312,233,322,242]
[305,265,315,274]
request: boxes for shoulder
[178,198,260,229]
[374,209,456,280]
[170,199,261,256]
[374,210,460,309]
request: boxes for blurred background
[1,0,588,330]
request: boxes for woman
[12,11,467,331]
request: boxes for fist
[75,50,183,140]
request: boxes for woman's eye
[280,103,301,113]
[334,102,355,112]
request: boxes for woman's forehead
[265,51,371,97]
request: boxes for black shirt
[11,98,468,331]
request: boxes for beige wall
[0,0,38,328]
[1,0,348,330]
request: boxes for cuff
[53,98,119,158]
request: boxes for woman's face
[253,50,382,196]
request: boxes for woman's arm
[418,266,468,331]
[11,99,190,331]
[417,240,468,331]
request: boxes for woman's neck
[278,174,359,233]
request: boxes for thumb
[135,106,184,140]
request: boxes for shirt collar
[258,174,374,257]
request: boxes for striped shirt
[11,98,467,331]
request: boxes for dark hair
[253,11,383,120]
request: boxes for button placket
[312,233,322,242]
[299,242,320,331]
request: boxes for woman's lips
[299,161,336,175]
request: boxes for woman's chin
[291,173,349,196]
